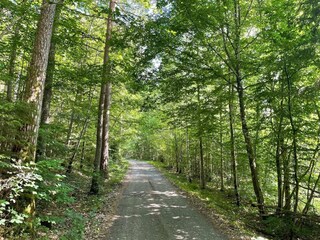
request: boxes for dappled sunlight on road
[107,160,226,240]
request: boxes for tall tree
[90,0,117,193]
[36,1,64,160]
[20,0,57,161]
[14,0,57,226]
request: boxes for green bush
[0,158,74,233]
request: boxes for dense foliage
[0,0,319,239]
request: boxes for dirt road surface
[107,160,227,240]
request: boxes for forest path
[107,160,227,240]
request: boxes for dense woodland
[0,0,320,239]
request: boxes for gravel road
[107,160,227,240]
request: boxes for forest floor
[34,161,129,240]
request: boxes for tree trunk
[66,117,90,173]
[197,84,205,189]
[66,107,76,146]
[37,1,64,161]
[236,77,265,216]
[174,131,180,173]
[90,0,116,193]
[228,83,240,206]
[302,173,320,215]
[80,141,85,170]
[100,0,117,179]
[285,65,299,215]
[7,26,19,102]
[283,147,291,211]
[233,0,265,216]
[19,0,57,227]
[199,136,205,189]
[186,127,192,182]
[89,84,105,194]
[20,0,56,161]
[219,106,224,191]
[275,95,284,214]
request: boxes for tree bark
[18,0,57,227]
[197,84,205,189]
[283,146,291,211]
[80,141,85,170]
[233,0,265,216]
[89,83,105,194]
[37,1,64,160]
[236,77,265,216]
[228,83,240,206]
[7,26,19,102]
[100,0,117,179]
[285,65,299,215]
[219,106,224,191]
[90,0,116,193]
[275,92,284,214]
[199,136,205,189]
[21,0,57,162]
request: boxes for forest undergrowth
[0,159,128,240]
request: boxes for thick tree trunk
[100,82,111,178]
[228,83,240,206]
[21,0,56,162]
[19,0,57,227]
[100,0,117,179]
[37,1,64,160]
